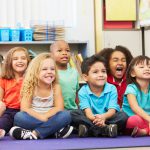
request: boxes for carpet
[1,136,150,150]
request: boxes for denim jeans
[14,111,71,139]
[71,109,128,134]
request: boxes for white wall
[145,30,150,57]
[103,30,142,57]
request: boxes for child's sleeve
[124,84,137,97]
[78,86,90,110]
[108,85,120,112]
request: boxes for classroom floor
[93,147,150,150]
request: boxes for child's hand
[93,114,106,127]
[0,101,6,117]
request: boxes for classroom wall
[0,0,95,57]
[65,0,95,56]
[145,30,150,56]
[95,0,150,57]
[103,30,142,57]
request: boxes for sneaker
[9,126,37,140]
[78,124,88,137]
[0,129,5,139]
[107,124,118,138]
[55,125,73,138]
[131,127,148,137]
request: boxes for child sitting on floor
[122,55,150,137]
[0,47,30,139]
[71,55,128,138]
[9,53,72,140]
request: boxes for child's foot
[131,127,147,137]
[78,124,88,137]
[0,129,5,139]
[106,124,118,138]
[9,126,37,140]
[55,125,73,138]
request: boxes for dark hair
[115,45,133,68]
[126,55,150,90]
[96,46,133,75]
[96,48,114,74]
[81,55,106,75]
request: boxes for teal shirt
[58,67,79,110]
[78,82,120,115]
[122,84,150,116]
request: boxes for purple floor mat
[1,136,150,150]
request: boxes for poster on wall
[139,0,150,27]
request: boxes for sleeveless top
[31,85,54,113]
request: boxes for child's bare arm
[0,87,6,117]
[84,108,95,121]
[127,94,150,122]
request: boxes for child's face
[109,51,127,81]
[12,50,28,75]
[51,41,70,67]
[131,60,150,81]
[84,62,107,88]
[39,58,56,85]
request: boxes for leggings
[126,115,149,134]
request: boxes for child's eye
[58,49,62,52]
[122,59,126,62]
[50,67,55,71]
[93,71,98,74]
[112,58,118,62]
[102,70,106,73]
[21,56,27,60]
[66,49,70,52]
[13,57,18,60]
[139,66,144,68]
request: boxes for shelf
[0,40,88,57]
[0,40,88,45]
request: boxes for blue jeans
[14,111,71,139]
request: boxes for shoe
[0,129,5,139]
[78,124,88,137]
[107,124,118,138]
[9,126,37,140]
[131,127,147,137]
[55,125,73,138]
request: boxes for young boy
[71,55,128,137]
[50,40,79,110]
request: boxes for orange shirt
[0,78,23,109]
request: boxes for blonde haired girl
[0,47,30,139]
[9,53,72,140]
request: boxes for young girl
[122,55,150,137]
[96,46,133,107]
[0,47,30,139]
[9,53,72,140]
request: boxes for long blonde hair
[1,47,30,79]
[21,53,58,100]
